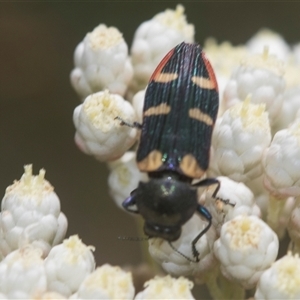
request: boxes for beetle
[122,42,220,261]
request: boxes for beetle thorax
[135,173,197,241]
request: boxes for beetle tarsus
[168,241,199,263]
[114,116,142,129]
[191,205,212,261]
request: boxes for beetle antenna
[118,235,149,242]
[168,242,199,263]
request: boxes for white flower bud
[70,24,133,99]
[0,246,46,299]
[214,215,279,289]
[273,87,300,132]
[73,90,138,161]
[255,252,300,299]
[247,28,290,62]
[204,39,247,108]
[108,152,148,209]
[223,47,285,124]
[149,215,217,278]
[32,291,67,299]
[293,43,300,65]
[73,264,134,299]
[202,177,261,234]
[263,118,300,197]
[0,165,68,258]
[132,89,146,124]
[128,5,194,97]
[44,235,95,297]
[246,176,293,238]
[135,275,194,300]
[287,204,300,250]
[284,64,300,89]
[209,98,271,182]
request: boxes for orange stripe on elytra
[152,73,178,83]
[189,108,214,125]
[191,76,215,89]
[144,103,171,116]
[150,48,176,82]
[201,52,218,92]
[180,154,205,178]
[138,150,163,172]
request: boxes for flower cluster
[70,4,300,299]
[4,4,300,300]
[0,166,195,299]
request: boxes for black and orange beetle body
[123,42,219,260]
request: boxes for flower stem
[219,274,245,300]
[203,269,224,300]
[267,194,285,234]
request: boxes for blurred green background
[0,0,299,294]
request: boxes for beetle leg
[192,177,235,206]
[192,177,220,194]
[122,190,140,213]
[168,241,196,262]
[114,116,142,129]
[192,205,212,261]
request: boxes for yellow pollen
[229,95,269,131]
[240,218,251,232]
[262,45,269,61]
[275,252,300,297]
[83,90,126,133]
[227,217,261,250]
[88,25,123,50]
[154,5,194,36]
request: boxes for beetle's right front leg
[122,189,140,214]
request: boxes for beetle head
[135,177,197,241]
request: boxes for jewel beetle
[122,42,220,261]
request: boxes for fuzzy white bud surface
[0,165,67,258]
[255,252,300,299]
[73,90,138,161]
[287,204,300,249]
[128,5,194,97]
[135,275,195,300]
[202,177,261,234]
[0,246,47,299]
[209,98,271,182]
[204,39,248,108]
[44,235,95,297]
[108,152,148,209]
[72,264,134,299]
[214,215,279,289]
[70,24,133,100]
[273,87,300,132]
[223,48,285,124]
[246,28,290,62]
[132,89,146,124]
[149,215,217,278]
[293,43,300,65]
[263,118,300,197]
[34,292,67,299]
